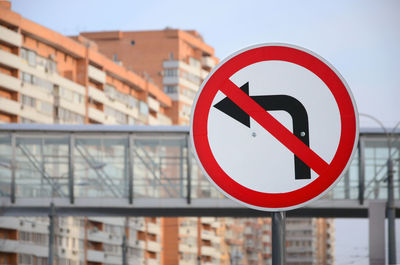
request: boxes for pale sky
[12,0,400,128]
[11,0,400,263]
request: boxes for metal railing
[0,124,399,217]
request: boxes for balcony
[88,65,106,84]
[0,72,20,92]
[179,261,194,265]
[202,56,215,70]
[201,230,214,241]
[147,240,161,252]
[244,227,253,235]
[0,26,22,47]
[287,246,314,253]
[87,249,105,263]
[0,239,47,257]
[203,262,220,265]
[262,234,270,242]
[0,217,19,229]
[130,239,146,249]
[0,49,22,70]
[88,107,106,124]
[157,113,172,125]
[179,226,197,237]
[88,229,108,242]
[179,244,197,254]
[147,222,161,234]
[286,256,314,263]
[104,254,120,264]
[201,217,215,225]
[163,60,201,76]
[201,230,219,243]
[88,86,107,104]
[200,69,209,80]
[148,114,158,125]
[147,96,160,113]
[163,76,198,91]
[58,98,85,116]
[0,96,20,116]
[201,246,219,258]
[147,259,159,265]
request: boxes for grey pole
[360,114,398,264]
[122,235,127,265]
[272,211,286,265]
[387,158,397,264]
[47,203,55,265]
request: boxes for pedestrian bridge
[0,124,399,217]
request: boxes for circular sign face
[190,43,359,211]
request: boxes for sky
[11,0,400,263]
[11,0,400,129]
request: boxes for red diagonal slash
[220,79,329,176]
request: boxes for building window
[21,48,37,67]
[20,72,54,94]
[139,101,149,116]
[128,97,138,109]
[105,84,116,100]
[73,92,84,104]
[35,76,53,94]
[58,108,84,124]
[182,87,196,99]
[39,101,53,116]
[164,69,178,77]
[189,57,200,68]
[60,87,74,101]
[21,117,34,123]
[18,254,33,265]
[21,95,36,108]
[27,50,37,67]
[164,86,178,94]
[104,106,127,124]
[21,72,32,83]
[128,116,135,125]
[113,54,118,62]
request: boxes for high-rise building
[0,2,334,265]
[0,2,168,265]
[286,218,335,265]
[80,29,218,125]
[80,29,229,265]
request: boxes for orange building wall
[161,218,179,265]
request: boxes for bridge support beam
[369,201,385,265]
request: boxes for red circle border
[191,44,358,210]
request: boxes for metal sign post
[272,212,286,265]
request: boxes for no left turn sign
[190,43,359,211]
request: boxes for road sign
[190,43,359,211]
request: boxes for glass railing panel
[189,152,224,199]
[133,135,187,198]
[15,135,69,198]
[0,134,11,197]
[74,136,129,198]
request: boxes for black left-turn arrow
[213,82,311,180]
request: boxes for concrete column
[369,201,385,265]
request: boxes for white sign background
[208,60,341,193]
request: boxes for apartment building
[286,218,335,265]
[0,4,171,126]
[80,29,218,125]
[0,2,167,265]
[80,29,228,265]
